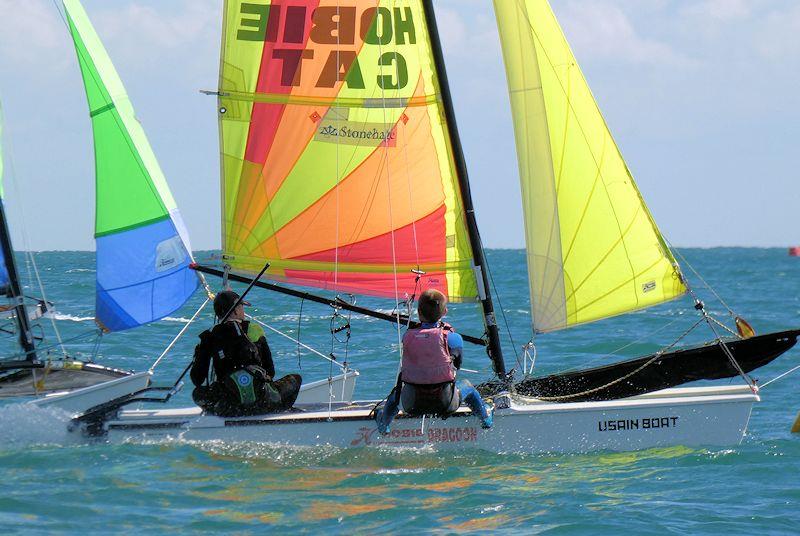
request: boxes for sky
[0,0,798,251]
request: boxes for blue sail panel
[0,208,9,289]
[95,218,197,332]
[0,249,9,290]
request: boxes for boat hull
[31,371,152,415]
[0,362,131,398]
[97,385,758,454]
[498,329,800,402]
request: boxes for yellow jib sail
[493,0,686,333]
[218,1,477,301]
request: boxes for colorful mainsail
[218,1,477,301]
[493,0,686,333]
[64,0,198,331]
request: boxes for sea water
[0,249,798,533]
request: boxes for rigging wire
[0,329,100,362]
[149,298,210,373]
[542,315,685,377]
[0,93,69,360]
[761,361,800,389]
[248,314,345,370]
[482,248,520,363]
[296,297,304,369]
[665,244,753,388]
[526,317,705,402]
[668,240,738,318]
[326,1,344,420]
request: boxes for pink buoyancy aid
[401,325,456,385]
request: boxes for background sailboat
[1,0,202,410]
[0,98,135,400]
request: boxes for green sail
[64,0,197,331]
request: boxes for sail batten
[219,0,477,302]
[494,0,686,333]
[64,0,198,332]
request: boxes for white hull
[30,370,358,416]
[292,370,359,405]
[31,371,152,415]
[97,384,758,454]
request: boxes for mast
[421,1,506,378]
[0,201,36,361]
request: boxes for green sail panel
[493,0,686,333]
[64,0,197,331]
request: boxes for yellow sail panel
[493,0,686,332]
[218,1,477,301]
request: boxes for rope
[248,314,345,370]
[701,312,756,391]
[761,362,800,389]
[374,27,406,388]
[0,329,100,361]
[484,251,520,364]
[547,315,684,377]
[707,314,739,337]
[0,97,65,359]
[149,298,210,373]
[296,298,304,369]
[28,252,68,358]
[528,317,705,402]
[669,243,738,318]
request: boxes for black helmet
[213,290,250,318]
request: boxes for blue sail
[65,0,198,331]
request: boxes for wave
[163,317,192,323]
[48,312,94,322]
[65,268,95,274]
[0,403,75,448]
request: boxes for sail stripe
[231,2,322,243]
[89,103,116,117]
[93,214,170,239]
[294,204,445,264]
[245,76,426,258]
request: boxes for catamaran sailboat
[0,0,201,411]
[68,0,798,453]
[0,100,149,409]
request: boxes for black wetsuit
[190,320,302,416]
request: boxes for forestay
[494,0,686,333]
[218,0,477,301]
[64,0,197,332]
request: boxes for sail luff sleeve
[217,0,478,303]
[64,0,197,331]
[493,0,686,333]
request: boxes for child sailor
[376,289,493,433]
[190,290,302,416]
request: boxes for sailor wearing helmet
[190,290,302,416]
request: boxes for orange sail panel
[219,1,477,300]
